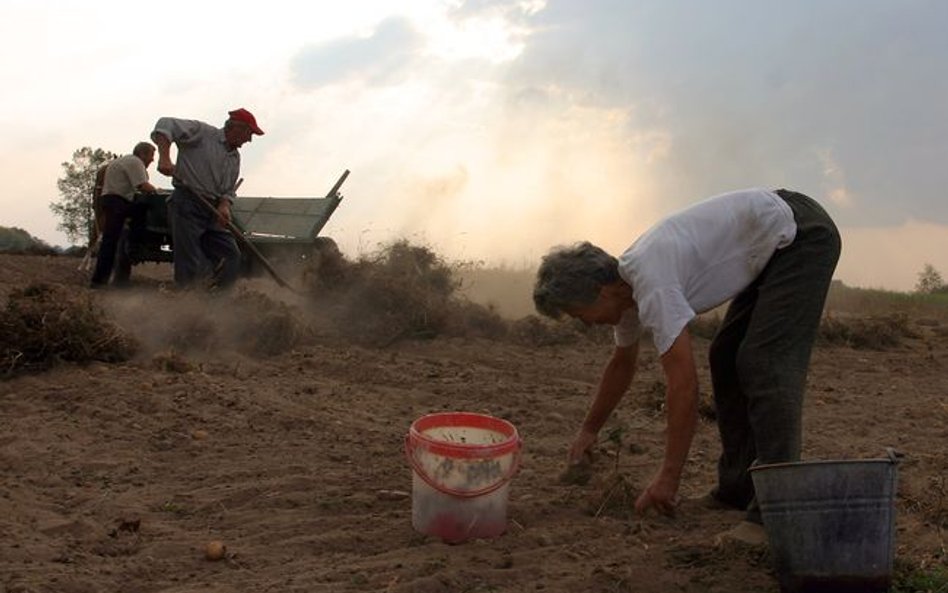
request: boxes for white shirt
[613,188,797,354]
[101,154,149,201]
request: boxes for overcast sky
[1,0,946,291]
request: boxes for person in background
[150,108,264,290]
[89,142,156,288]
[532,188,841,544]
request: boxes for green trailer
[114,170,348,284]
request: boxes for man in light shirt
[151,108,263,290]
[533,188,841,542]
[89,142,157,288]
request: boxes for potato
[204,540,226,561]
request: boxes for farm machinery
[110,170,348,286]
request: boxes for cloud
[448,0,545,21]
[290,16,424,88]
[502,0,948,225]
[817,148,854,208]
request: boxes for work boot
[696,488,745,511]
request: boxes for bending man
[533,188,840,538]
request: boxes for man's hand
[558,428,597,485]
[635,470,680,517]
[567,428,598,465]
[216,200,232,226]
[157,157,174,177]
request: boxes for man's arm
[152,132,174,177]
[151,116,204,177]
[568,343,639,463]
[635,327,699,516]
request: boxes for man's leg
[709,289,759,510]
[168,190,210,288]
[112,201,146,286]
[736,190,841,521]
[90,195,131,287]
[202,226,242,290]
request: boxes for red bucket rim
[408,412,520,459]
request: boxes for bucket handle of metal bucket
[405,436,523,499]
[884,447,902,464]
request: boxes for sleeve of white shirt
[639,286,696,355]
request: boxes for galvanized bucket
[750,449,899,593]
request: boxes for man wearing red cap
[151,108,264,289]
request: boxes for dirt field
[1,253,946,593]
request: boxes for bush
[0,283,137,377]
[508,315,582,346]
[818,313,917,350]
[915,263,945,295]
[0,226,57,255]
[306,240,509,346]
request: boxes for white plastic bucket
[405,412,522,543]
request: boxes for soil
[1,254,946,593]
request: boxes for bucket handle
[885,447,903,464]
[405,435,523,499]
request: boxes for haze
[1,0,946,292]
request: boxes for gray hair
[533,241,620,319]
[132,141,155,158]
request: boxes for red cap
[227,108,264,135]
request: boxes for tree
[49,146,116,245]
[915,263,944,294]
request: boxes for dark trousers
[168,187,241,289]
[91,195,134,286]
[708,189,841,521]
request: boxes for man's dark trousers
[90,194,134,287]
[167,187,241,290]
[708,189,842,521]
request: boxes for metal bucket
[750,449,899,593]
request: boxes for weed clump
[508,315,582,346]
[0,283,137,377]
[230,289,308,356]
[153,288,309,358]
[305,240,506,346]
[818,313,917,349]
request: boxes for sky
[1,0,947,292]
